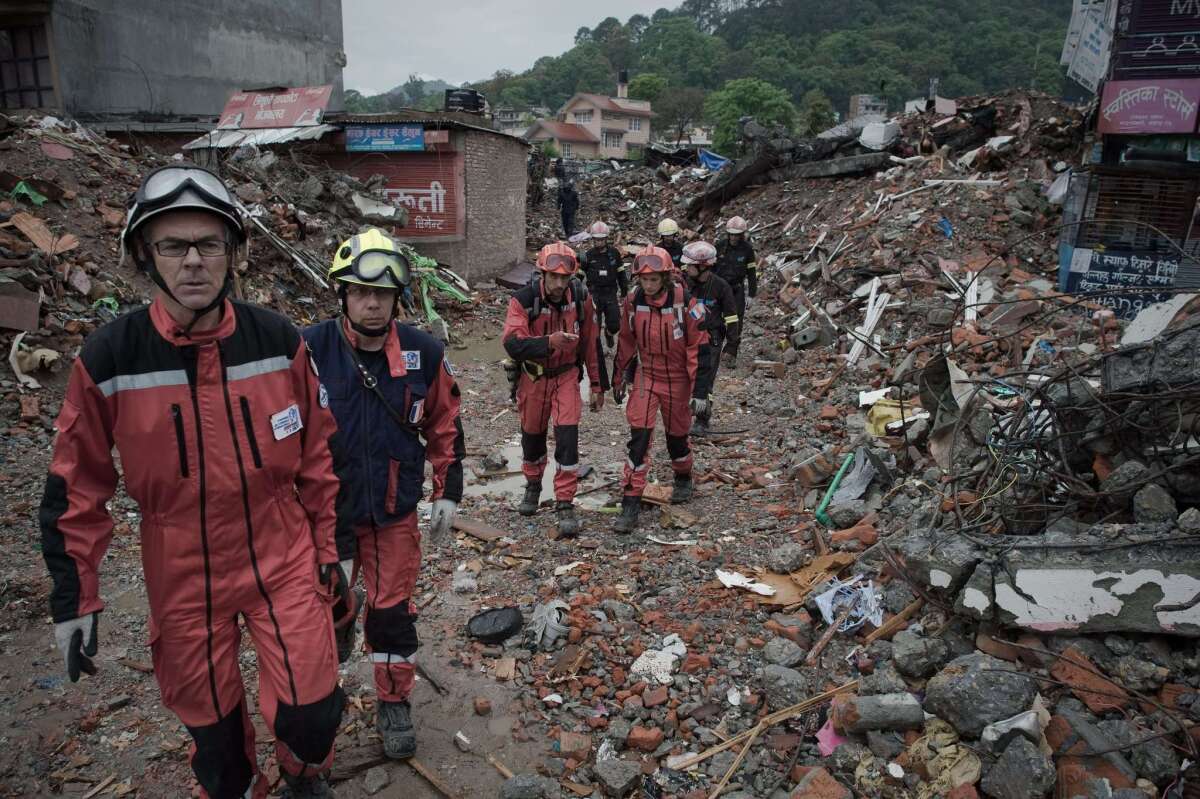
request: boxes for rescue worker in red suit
[39,164,354,799]
[610,245,706,534]
[303,229,466,761]
[502,242,605,537]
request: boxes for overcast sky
[342,0,669,95]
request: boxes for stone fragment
[891,629,949,679]
[831,692,924,733]
[1132,484,1177,525]
[768,543,810,573]
[980,737,1054,799]
[594,758,642,797]
[924,654,1037,738]
[762,637,806,667]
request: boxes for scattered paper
[553,561,585,576]
[716,569,777,596]
[814,575,883,632]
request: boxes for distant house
[848,94,888,119]
[525,77,652,160]
[494,105,549,135]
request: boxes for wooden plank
[408,757,462,798]
[452,516,505,542]
[863,598,924,644]
[10,212,78,256]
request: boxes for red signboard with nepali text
[325,150,465,240]
[217,85,333,130]
[1098,78,1200,133]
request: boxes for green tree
[704,77,796,154]
[401,73,426,106]
[627,13,651,42]
[628,73,668,103]
[796,89,835,135]
[574,26,592,44]
[656,86,708,145]
[638,16,727,89]
[540,140,560,158]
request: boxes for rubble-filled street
[2,83,1200,799]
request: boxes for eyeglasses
[152,239,232,258]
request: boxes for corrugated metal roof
[182,124,337,150]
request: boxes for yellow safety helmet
[329,228,411,289]
[657,218,679,237]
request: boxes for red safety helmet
[726,216,749,235]
[588,221,610,238]
[632,245,674,276]
[681,241,717,266]
[536,241,579,275]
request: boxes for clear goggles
[349,250,411,287]
[137,166,237,210]
[633,253,670,273]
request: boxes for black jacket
[716,236,758,296]
[580,245,629,295]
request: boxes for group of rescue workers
[36,162,758,798]
[502,214,757,536]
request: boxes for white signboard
[1067,7,1112,93]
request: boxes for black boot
[605,332,616,350]
[280,772,335,798]
[377,699,416,760]
[556,501,580,537]
[613,496,641,534]
[689,416,709,436]
[517,482,540,516]
[334,587,364,664]
[672,473,694,504]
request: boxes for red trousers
[517,370,583,501]
[150,564,343,797]
[621,368,694,497]
[354,515,421,702]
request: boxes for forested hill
[468,0,1072,117]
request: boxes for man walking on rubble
[610,245,705,534]
[558,180,579,238]
[40,163,353,798]
[503,242,605,537]
[656,218,684,272]
[579,220,629,350]
[303,228,465,762]
[715,216,757,363]
[682,241,739,436]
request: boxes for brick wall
[420,129,527,284]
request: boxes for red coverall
[612,283,705,497]
[501,279,602,501]
[313,320,465,703]
[40,298,353,799]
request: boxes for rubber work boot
[377,699,416,759]
[671,473,694,504]
[689,417,709,436]
[517,482,541,516]
[605,332,616,350]
[280,772,335,798]
[613,496,641,534]
[334,588,364,664]
[556,501,580,537]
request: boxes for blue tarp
[698,149,729,171]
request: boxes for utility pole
[1031,40,1042,92]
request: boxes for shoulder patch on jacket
[689,304,706,320]
[403,350,421,370]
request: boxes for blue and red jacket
[303,318,465,526]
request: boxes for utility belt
[502,358,580,401]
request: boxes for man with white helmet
[40,163,354,798]
[715,216,757,361]
[656,218,684,271]
[579,220,629,350]
[681,241,740,435]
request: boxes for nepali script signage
[345,124,425,152]
[1064,247,1179,318]
[217,86,332,130]
[1099,79,1200,133]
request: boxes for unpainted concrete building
[1,0,345,120]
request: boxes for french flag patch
[688,305,706,320]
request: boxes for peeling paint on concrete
[929,569,953,588]
[994,568,1200,634]
[962,587,992,613]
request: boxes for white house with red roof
[525,77,652,160]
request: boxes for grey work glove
[54,612,99,682]
[690,397,708,416]
[428,499,458,546]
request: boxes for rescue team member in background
[715,216,757,362]
[656,218,684,272]
[503,242,605,537]
[610,245,705,534]
[40,164,353,799]
[579,220,628,350]
[682,241,740,436]
[303,229,465,761]
[557,180,579,238]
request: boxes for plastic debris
[715,569,777,596]
[814,575,884,632]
